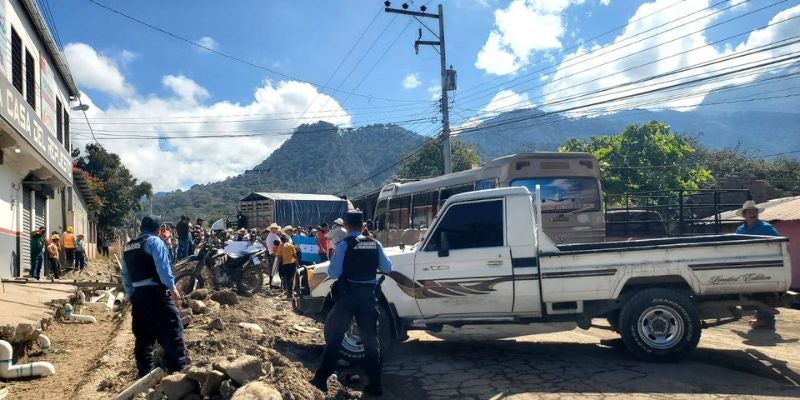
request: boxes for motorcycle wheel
[174,271,204,296]
[237,265,263,297]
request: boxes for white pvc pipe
[0,340,55,379]
[77,290,86,304]
[105,290,116,311]
[114,367,165,400]
[114,292,125,305]
[37,335,51,353]
[64,304,97,323]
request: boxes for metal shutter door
[34,194,46,229]
[20,192,32,273]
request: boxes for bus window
[411,192,435,228]
[388,195,411,229]
[476,179,497,190]
[439,184,474,207]
[374,199,388,231]
[511,178,600,213]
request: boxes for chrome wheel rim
[637,305,684,349]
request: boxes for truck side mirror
[438,231,450,257]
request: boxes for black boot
[310,372,328,392]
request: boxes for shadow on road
[378,339,800,399]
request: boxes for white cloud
[402,73,421,89]
[428,85,440,100]
[63,43,134,97]
[484,89,534,114]
[600,0,610,6]
[196,36,219,51]
[68,47,350,192]
[475,0,584,75]
[540,1,800,114]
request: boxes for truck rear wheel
[619,288,700,362]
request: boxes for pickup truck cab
[295,187,793,362]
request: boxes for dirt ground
[3,257,800,400]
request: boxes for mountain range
[151,100,799,223]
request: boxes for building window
[64,112,70,151]
[11,28,22,94]
[25,50,35,110]
[56,98,63,143]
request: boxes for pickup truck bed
[554,234,786,254]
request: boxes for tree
[558,121,713,198]
[74,143,153,234]
[695,147,800,195]
[395,139,481,179]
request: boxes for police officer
[121,215,187,377]
[310,210,392,396]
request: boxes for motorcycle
[174,228,264,297]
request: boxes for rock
[238,323,263,334]
[210,290,239,306]
[12,323,36,343]
[201,370,226,397]
[180,394,202,400]
[219,380,238,400]
[146,388,164,400]
[179,309,193,318]
[189,288,210,300]
[189,300,207,315]
[216,355,265,385]
[206,300,221,311]
[185,365,211,383]
[208,318,224,331]
[180,315,192,328]
[231,381,282,400]
[158,373,197,400]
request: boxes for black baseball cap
[343,210,364,226]
[141,215,162,233]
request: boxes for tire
[237,265,263,297]
[174,271,203,296]
[326,301,397,364]
[619,288,701,362]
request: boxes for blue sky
[46,0,800,190]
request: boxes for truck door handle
[486,260,503,266]
[423,265,450,271]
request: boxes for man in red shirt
[316,223,330,262]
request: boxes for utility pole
[385,2,456,174]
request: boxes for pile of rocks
[142,355,281,400]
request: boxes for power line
[456,0,782,107]
[83,0,429,104]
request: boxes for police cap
[343,210,364,226]
[140,215,162,233]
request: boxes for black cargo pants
[315,281,382,385]
[130,285,187,377]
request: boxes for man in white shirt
[265,223,281,287]
[325,218,347,257]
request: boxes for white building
[0,0,81,277]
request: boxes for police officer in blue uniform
[310,210,392,396]
[122,215,187,377]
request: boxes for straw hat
[267,223,280,231]
[333,218,344,226]
[736,200,764,217]
[282,225,294,233]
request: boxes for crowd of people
[29,225,90,280]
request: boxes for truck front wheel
[619,288,701,362]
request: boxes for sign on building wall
[39,55,56,134]
[0,73,71,183]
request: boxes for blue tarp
[275,199,347,228]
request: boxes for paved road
[379,310,800,400]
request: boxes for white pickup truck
[294,187,794,362]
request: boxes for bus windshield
[511,177,600,213]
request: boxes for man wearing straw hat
[265,223,282,287]
[736,200,780,329]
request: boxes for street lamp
[71,104,90,111]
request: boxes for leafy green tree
[74,143,153,233]
[558,121,712,197]
[395,139,481,179]
[695,147,800,194]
